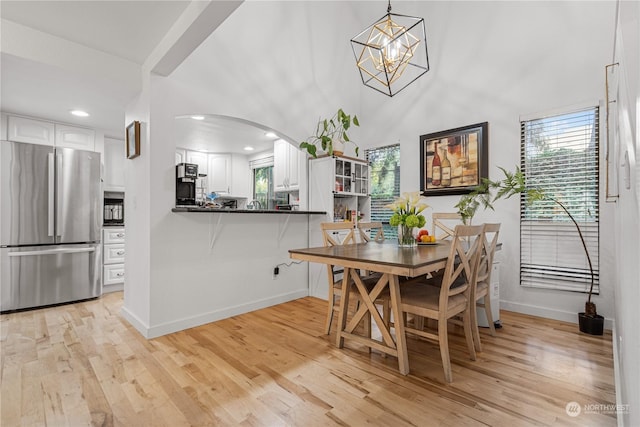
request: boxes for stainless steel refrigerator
[1,140,102,311]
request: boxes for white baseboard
[120,306,151,338]
[611,321,626,427]
[122,289,309,339]
[500,300,614,330]
[102,283,124,293]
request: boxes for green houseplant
[386,191,428,247]
[456,167,602,335]
[300,108,360,158]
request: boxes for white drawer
[104,228,125,244]
[104,264,125,285]
[104,244,125,264]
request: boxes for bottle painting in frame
[420,122,488,196]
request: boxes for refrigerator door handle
[8,247,96,257]
[56,153,63,237]
[48,153,55,237]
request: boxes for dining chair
[320,222,382,335]
[432,212,463,241]
[470,223,501,351]
[399,224,483,383]
[356,221,385,243]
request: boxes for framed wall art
[420,122,488,196]
[126,120,141,159]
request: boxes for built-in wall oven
[104,192,124,225]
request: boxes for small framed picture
[126,121,140,159]
[420,122,488,196]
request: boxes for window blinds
[520,106,599,293]
[365,144,400,238]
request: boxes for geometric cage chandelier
[350,1,430,97]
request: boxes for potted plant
[300,108,360,158]
[456,167,603,335]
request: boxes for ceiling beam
[145,1,243,77]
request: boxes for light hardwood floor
[1,292,615,426]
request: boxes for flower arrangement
[386,192,428,247]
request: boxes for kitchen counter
[172,207,326,215]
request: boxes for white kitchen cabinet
[274,139,301,192]
[7,115,55,146]
[104,138,125,191]
[208,153,231,193]
[55,124,95,150]
[103,228,125,291]
[7,115,96,151]
[186,151,208,175]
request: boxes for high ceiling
[1,1,189,64]
[0,1,191,137]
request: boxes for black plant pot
[578,312,604,335]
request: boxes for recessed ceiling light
[265,132,277,138]
[244,146,255,151]
[70,110,89,117]
[191,115,205,120]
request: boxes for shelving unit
[309,155,370,223]
[308,155,371,298]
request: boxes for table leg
[388,274,409,375]
[336,267,352,348]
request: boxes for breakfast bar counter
[172,207,326,215]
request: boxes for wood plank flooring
[1,292,615,426]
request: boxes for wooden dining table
[289,241,454,375]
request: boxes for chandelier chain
[387,0,392,13]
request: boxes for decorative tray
[417,241,441,245]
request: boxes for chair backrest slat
[432,212,463,241]
[321,222,356,247]
[439,224,484,308]
[477,223,501,285]
[356,221,385,243]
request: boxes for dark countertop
[172,207,326,215]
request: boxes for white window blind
[366,144,400,238]
[520,106,599,293]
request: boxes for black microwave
[104,197,124,225]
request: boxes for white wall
[121,76,152,333]
[611,1,640,424]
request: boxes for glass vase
[397,224,417,248]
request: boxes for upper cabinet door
[186,151,208,175]
[274,140,300,192]
[287,143,301,190]
[274,139,288,192]
[208,154,231,193]
[55,124,96,151]
[7,116,55,146]
[104,138,125,191]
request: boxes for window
[250,155,288,209]
[520,106,599,293]
[366,144,400,238]
[253,166,273,208]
